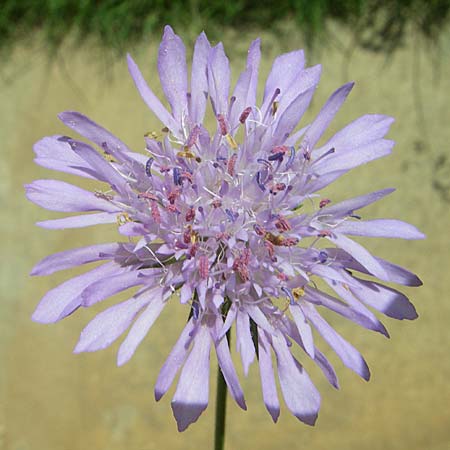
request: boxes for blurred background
[1,1,450,449]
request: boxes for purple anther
[225,209,239,222]
[281,286,296,305]
[268,152,284,162]
[318,250,328,263]
[256,171,266,191]
[173,167,182,186]
[192,301,200,320]
[57,136,72,142]
[285,146,296,169]
[145,157,154,177]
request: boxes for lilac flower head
[26,25,424,431]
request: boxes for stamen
[272,101,279,116]
[256,171,266,191]
[274,215,291,232]
[225,209,239,222]
[253,224,266,236]
[117,212,132,225]
[319,198,331,208]
[225,134,238,150]
[144,131,160,140]
[199,255,209,279]
[185,207,195,222]
[285,146,296,169]
[186,125,201,148]
[177,148,197,159]
[281,287,295,305]
[217,114,228,136]
[138,192,158,202]
[145,157,154,177]
[173,167,182,186]
[227,154,238,176]
[268,152,284,162]
[292,287,305,300]
[318,250,328,263]
[239,107,252,124]
[150,201,161,224]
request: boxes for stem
[214,330,230,450]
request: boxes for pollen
[292,287,305,300]
[116,212,132,225]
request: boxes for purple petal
[33,136,96,179]
[26,179,120,213]
[325,248,423,286]
[32,262,118,323]
[304,285,379,331]
[190,32,211,124]
[68,140,128,194]
[155,319,198,401]
[218,302,237,339]
[37,212,118,229]
[229,68,252,131]
[271,332,321,425]
[321,114,395,152]
[245,38,261,109]
[329,233,388,280]
[73,292,151,353]
[207,43,230,115]
[212,315,247,410]
[263,50,305,105]
[117,288,167,365]
[302,302,370,380]
[311,348,339,389]
[31,243,120,276]
[58,111,131,162]
[81,269,145,306]
[271,86,316,145]
[350,278,418,320]
[313,139,393,174]
[326,279,389,337]
[277,65,321,118]
[258,328,280,422]
[337,219,425,240]
[171,325,211,432]
[126,54,180,135]
[289,303,315,358]
[319,188,394,217]
[158,25,188,124]
[246,304,275,335]
[280,315,339,389]
[236,308,256,375]
[302,82,354,150]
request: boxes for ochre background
[1,24,449,450]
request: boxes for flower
[26,25,424,431]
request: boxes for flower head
[26,25,424,431]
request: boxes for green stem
[214,331,230,450]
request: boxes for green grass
[1,0,449,58]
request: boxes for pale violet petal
[117,288,167,365]
[171,325,211,432]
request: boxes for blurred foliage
[0,0,449,56]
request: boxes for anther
[199,255,209,280]
[217,114,228,136]
[239,107,252,124]
[319,198,331,208]
[227,154,238,176]
[145,157,154,177]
